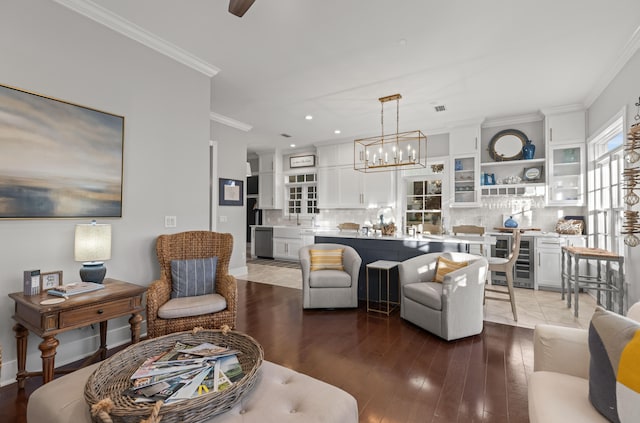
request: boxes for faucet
[296,213,300,226]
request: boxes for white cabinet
[449,125,480,155]
[273,238,303,260]
[536,237,565,291]
[363,171,395,208]
[258,152,283,209]
[272,227,314,260]
[316,142,354,167]
[536,236,586,290]
[317,166,394,209]
[545,110,585,145]
[547,143,585,206]
[451,154,479,207]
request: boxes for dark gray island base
[314,235,469,302]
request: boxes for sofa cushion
[403,282,442,310]
[171,257,218,298]
[309,269,351,288]
[309,248,344,271]
[434,256,468,283]
[529,371,609,423]
[158,293,227,319]
[588,306,640,423]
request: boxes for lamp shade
[74,222,111,262]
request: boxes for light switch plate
[165,216,177,228]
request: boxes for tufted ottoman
[27,360,358,423]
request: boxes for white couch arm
[533,324,589,379]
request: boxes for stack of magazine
[47,282,105,298]
[124,341,244,403]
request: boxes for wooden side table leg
[99,321,108,360]
[129,312,143,344]
[38,336,59,384]
[13,323,29,389]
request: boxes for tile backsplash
[264,204,586,234]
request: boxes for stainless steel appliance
[490,235,535,289]
[254,226,273,259]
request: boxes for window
[405,176,443,234]
[286,173,318,215]
[587,115,624,253]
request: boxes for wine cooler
[490,235,535,289]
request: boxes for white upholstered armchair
[398,252,488,341]
[299,243,362,309]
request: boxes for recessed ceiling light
[334,129,341,134]
[290,143,296,148]
[305,115,313,120]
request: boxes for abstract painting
[0,84,124,218]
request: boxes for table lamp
[74,220,111,284]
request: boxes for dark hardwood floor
[0,279,534,423]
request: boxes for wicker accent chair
[146,231,237,338]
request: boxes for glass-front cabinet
[451,154,479,207]
[547,143,584,206]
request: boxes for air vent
[434,105,446,112]
[280,133,292,138]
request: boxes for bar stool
[561,246,625,317]
[453,225,486,255]
[485,229,521,321]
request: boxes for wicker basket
[85,330,263,423]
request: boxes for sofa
[528,302,640,423]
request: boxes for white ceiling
[60,0,640,153]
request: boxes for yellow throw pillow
[309,248,344,271]
[434,256,469,282]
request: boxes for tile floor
[239,252,598,329]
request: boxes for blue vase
[522,139,535,160]
[504,216,518,228]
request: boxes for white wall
[0,0,212,385]
[211,122,250,275]
[587,49,640,305]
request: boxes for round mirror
[488,129,528,161]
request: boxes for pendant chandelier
[354,94,427,173]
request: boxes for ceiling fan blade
[229,0,255,17]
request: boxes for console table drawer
[59,298,134,328]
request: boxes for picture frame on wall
[289,155,315,168]
[219,178,244,206]
[0,84,124,219]
[40,270,63,291]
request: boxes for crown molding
[482,112,544,128]
[583,24,640,108]
[53,0,220,77]
[210,111,253,132]
[539,104,585,116]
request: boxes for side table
[8,278,145,388]
[366,260,400,315]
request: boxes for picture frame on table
[522,166,543,181]
[40,270,63,291]
[219,178,244,206]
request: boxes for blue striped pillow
[170,257,218,298]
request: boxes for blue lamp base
[79,262,107,284]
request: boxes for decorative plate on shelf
[523,166,542,181]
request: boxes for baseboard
[0,322,147,387]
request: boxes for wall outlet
[219,215,228,223]
[165,215,177,228]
